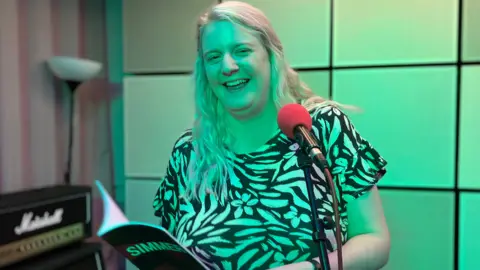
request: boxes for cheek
[258,66,271,88]
[204,66,217,83]
[205,69,223,99]
[204,60,219,77]
[255,57,271,83]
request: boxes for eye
[205,54,221,63]
[236,48,251,54]
[208,55,219,61]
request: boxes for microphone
[277,103,343,270]
[277,103,327,171]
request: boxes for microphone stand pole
[298,151,331,270]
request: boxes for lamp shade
[47,56,103,82]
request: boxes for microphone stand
[297,150,331,270]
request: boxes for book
[95,180,209,270]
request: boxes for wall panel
[123,0,215,72]
[333,0,458,66]
[332,67,457,188]
[124,75,195,178]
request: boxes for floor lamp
[46,56,103,185]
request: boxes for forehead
[201,20,259,51]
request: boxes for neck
[224,100,279,154]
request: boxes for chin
[228,108,252,119]
[228,102,264,120]
[232,98,257,109]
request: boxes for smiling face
[201,20,272,119]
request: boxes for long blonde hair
[186,1,338,201]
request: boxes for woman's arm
[270,185,390,270]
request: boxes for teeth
[225,79,248,87]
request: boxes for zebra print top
[153,105,387,270]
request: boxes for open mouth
[223,79,250,92]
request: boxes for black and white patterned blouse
[153,105,387,270]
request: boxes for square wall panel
[229,0,331,68]
[459,192,480,270]
[333,0,458,66]
[124,75,195,178]
[125,179,162,223]
[332,67,457,188]
[123,0,214,73]
[458,66,480,189]
[379,190,455,270]
[298,71,330,99]
[125,178,162,270]
[463,0,480,61]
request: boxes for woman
[153,1,390,269]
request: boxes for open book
[95,180,209,270]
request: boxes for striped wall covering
[0,0,121,269]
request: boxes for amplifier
[0,185,92,268]
[2,242,105,270]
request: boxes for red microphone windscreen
[277,103,312,139]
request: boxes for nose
[221,54,239,76]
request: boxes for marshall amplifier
[2,242,105,270]
[0,185,92,268]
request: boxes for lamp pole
[64,80,81,185]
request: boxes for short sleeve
[153,165,178,234]
[311,105,388,204]
[152,130,193,233]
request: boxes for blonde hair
[186,1,342,201]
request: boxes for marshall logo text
[14,208,64,236]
